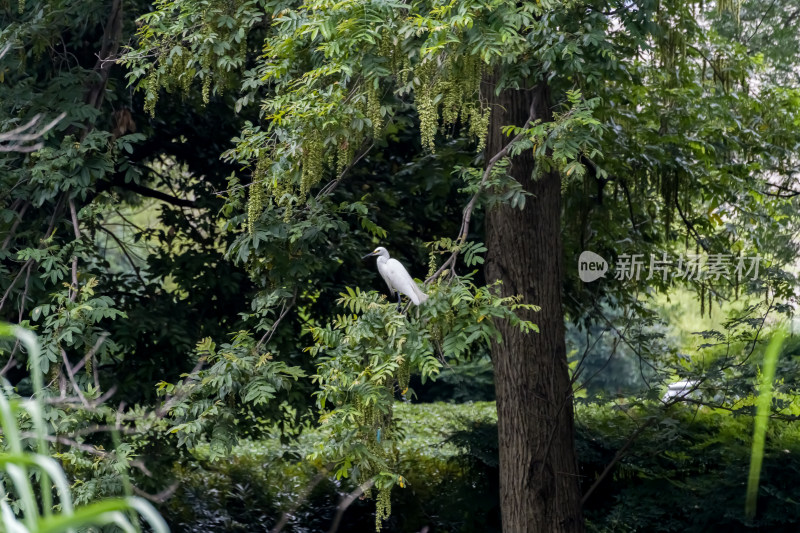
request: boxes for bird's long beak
[362,251,376,260]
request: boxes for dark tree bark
[484,76,584,533]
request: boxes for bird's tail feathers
[412,284,429,305]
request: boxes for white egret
[362,247,429,310]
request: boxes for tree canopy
[2,0,800,530]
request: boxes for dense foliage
[3,0,800,530]
[158,396,800,532]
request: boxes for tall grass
[0,322,168,533]
[745,326,787,520]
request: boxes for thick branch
[763,182,800,197]
[85,0,123,111]
[107,179,196,208]
[425,92,540,285]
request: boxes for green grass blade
[0,391,23,453]
[1,324,52,516]
[21,400,55,517]
[0,322,169,533]
[126,497,170,533]
[37,498,168,533]
[6,463,39,530]
[0,499,30,533]
[745,326,787,519]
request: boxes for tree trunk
[484,77,584,533]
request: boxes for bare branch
[68,199,81,302]
[97,226,148,288]
[327,478,376,533]
[61,349,90,408]
[581,416,658,506]
[0,258,35,313]
[426,93,540,285]
[133,482,180,503]
[109,179,196,207]
[0,113,66,153]
[316,141,375,200]
[763,181,800,197]
[19,432,152,477]
[1,201,29,250]
[1,341,19,377]
[72,333,109,376]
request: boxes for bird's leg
[396,291,402,312]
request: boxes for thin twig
[0,341,19,377]
[97,226,148,288]
[581,416,658,506]
[315,142,374,200]
[744,0,780,45]
[133,482,180,503]
[675,197,710,253]
[257,292,297,349]
[0,258,35,313]
[68,198,81,302]
[270,463,335,533]
[1,201,29,250]
[763,181,800,197]
[61,349,90,408]
[72,333,108,375]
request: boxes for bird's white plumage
[369,247,428,306]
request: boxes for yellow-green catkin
[239,35,248,60]
[144,72,160,116]
[375,486,392,531]
[167,46,192,95]
[201,53,212,104]
[367,82,383,137]
[427,252,438,278]
[379,29,396,74]
[247,159,268,234]
[398,56,411,87]
[301,129,324,201]
[414,53,487,152]
[416,59,440,152]
[336,139,351,176]
[469,102,491,153]
[397,357,410,392]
